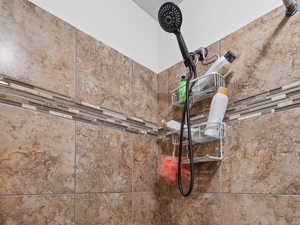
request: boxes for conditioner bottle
[205,87,228,138]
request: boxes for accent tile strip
[0,73,158,136]
[191,79,300,123]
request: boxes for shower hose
[177,65,196,197]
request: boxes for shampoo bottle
[205,87,228,138]
[178,76,187,104]
[193,51,236,93]
[204,51,236,76]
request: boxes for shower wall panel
[157,3,300,225]
[0,0,159,224]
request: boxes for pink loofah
[159,155,190,183]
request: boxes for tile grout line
[0,190,158,198]
[0,191,300,200]
[74,121,78,225]
[219,39,225,225]
[130,57,136,225]
[130,94,134,225]
[73,29,78,225]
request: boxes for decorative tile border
[190,79,300,124]
[0,74,158,136]
[2,73,300,137]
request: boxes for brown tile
[157,70,169,123]
[192,141,222,193]
[76,31,133,114]
[76,193,132,225]
[131,62,158,123]
[132,192,160,225]
[223,194,300,225]
[159,193,222,225]
[0,104,75,195]
[133,135,158,192]
[0,195,74,225]
[221,6,300,101]
[0,0,76,97]
[76,122,133,193]
[223,108,300,194]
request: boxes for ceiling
[132,0,184,20]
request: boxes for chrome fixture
[282,0,299,17]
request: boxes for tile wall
[0,0,158,224]
[157,4,300,225]
[1,0,300,224]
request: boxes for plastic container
[205,87,228,138]
[178,76,187,104]
[204,51,236,76]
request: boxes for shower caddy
[168,72,226,164]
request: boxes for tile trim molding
[0,74,158,136]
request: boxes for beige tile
[192,141,222,193]
[0,104,75,195]
[76,122,133,193]
[133,135,158,192]
[0,195,74,225]
[76,193,132,225]
[157,70,169,123]
[159,193,222,225]
[223,108,300,194]
[0,0,76,97]
[76,31,133,114]
[132,62,158,123]
[221,6,300,101]
[132,192,160,225]
[223,194,300,225]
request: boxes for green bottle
[178,76,187,104]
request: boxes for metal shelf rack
[171,72,225,107]
[171,122,225,164]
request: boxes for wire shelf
[171,72,225,107]
[171,122,225,164]
[171,122,225,145]
[181,155,222,164]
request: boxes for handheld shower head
[158,2,195,197]
[158,2,182,34]
[158,2,194,70]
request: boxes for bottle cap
[224,51,236,63]
[161,120,167,127]
[217,87,228,95]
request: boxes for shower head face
[158,2,182,33]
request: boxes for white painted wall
[158,0,283,72]
[29,0,159,72]
[29,0,283,73]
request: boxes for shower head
[158,2,195,71]
[282,0,299,17]
[158,2,183,34]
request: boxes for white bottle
[166,120,197,138]
[204,51,236,76]
[194,51,236,92]
[205,87,228,138]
